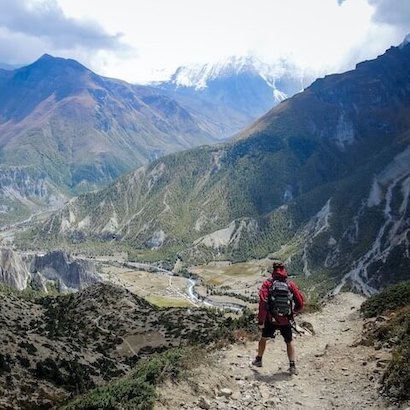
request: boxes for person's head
[271,260,287,280]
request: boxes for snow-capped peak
[399,33,410,49]
[167,55,299,91]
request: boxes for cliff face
[0,248,101,292]
[29,250,100,292]
[0,248,30,290]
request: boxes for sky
[0,0,409,84]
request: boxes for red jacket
[258,268,304,326]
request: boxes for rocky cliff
[0,249,101,292]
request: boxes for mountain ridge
[1,53,314,227]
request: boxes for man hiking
[252,260,304,375]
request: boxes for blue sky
[0,0,409,83]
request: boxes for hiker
[252,261,304,375]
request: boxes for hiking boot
[252,356,262,367]
[289,365,298,375]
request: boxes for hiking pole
[290,317,303,336]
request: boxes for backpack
[267,279,293,317]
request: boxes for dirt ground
[154,292,403,410]
[99,264,193,307]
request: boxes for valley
[90,257,261,311]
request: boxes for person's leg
[257,337,268,357]
[253,323,275,367]
[280,325,298,374]
[252,336,267,366]
[286,340,295,362]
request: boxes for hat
[271,260,285,269]
[271,260,287,280]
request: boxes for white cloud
[0,0,409,83]
[0,0,131,65]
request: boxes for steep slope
[21,41,410,291]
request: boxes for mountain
[153,55,314,125]
[0,54,238,225]
[19,41,410,293]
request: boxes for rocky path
[154,292,398,410]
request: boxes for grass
[145,295,193,308]
[222,262,262,277]
[383,333,410,401]
[190,262,263,288]
[204,277,226,286]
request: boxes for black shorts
[262,321,292,343]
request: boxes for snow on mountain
[168,56,285,89]
[152,55,312,119]
[165,55,304,95]
[399,33,410,48]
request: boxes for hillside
[0,282,232,409]
[20,41,410,293]
[1,54,313,228]
[1,270,407,409]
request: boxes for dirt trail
[155,292,398,410]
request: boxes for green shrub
[360,281,410,318]
[383,337,410,401]
[361,282,410,403]
[372,306,410,343]
[60,347,199,410]
[62,379,154,410]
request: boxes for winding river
[124,261,244,312]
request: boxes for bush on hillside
[383,337,410,401]
[60,308,259,409]
[61,348,196,410]
[361,281,410,403]
[374,305,410,401]
[360,281,410,318]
